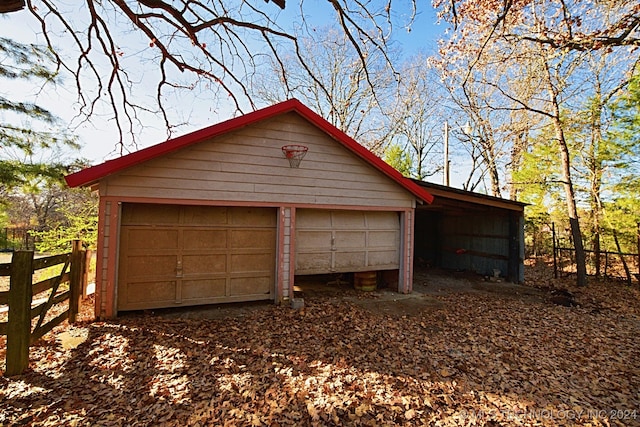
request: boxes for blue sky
[0,2,446,165]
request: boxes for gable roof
[65,98,434,204]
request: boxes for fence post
[82,249,92,298]
[552,222,558,279]
[69,240,84,323]
[6,250,34,376]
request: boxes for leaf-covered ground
[1,264,639,426]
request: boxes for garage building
[65,99,434,318]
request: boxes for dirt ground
[346,269,547,317]
[152,268,548,321]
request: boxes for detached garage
[65,99,433,318]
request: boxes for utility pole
[443,121,450,186]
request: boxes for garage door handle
[176,261,183,278]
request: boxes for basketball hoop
[282,145,308,168]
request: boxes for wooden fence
[0,240,89,376]
[552,223,640,284]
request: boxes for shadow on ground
[116,268,550,321]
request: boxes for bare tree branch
[10,0,415,154]
[0,0,25,13]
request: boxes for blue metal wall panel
[440,214,510,278]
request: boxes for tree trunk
[509,129,528,201]
[487,150,501,197]
[543,56,588,287]
[588,94,604,278]
[552,119,588,286]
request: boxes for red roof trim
[65,98,434,204]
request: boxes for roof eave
[65,98,434,204]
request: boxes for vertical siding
[440,214,510,277]
[518,213,525,282]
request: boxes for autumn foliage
[0,264,638,426]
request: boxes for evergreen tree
[0,37,78,189]
[602,73,640,253]
[1,37,94,249]
[384,143,414,178]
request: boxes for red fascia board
[64,99,302,188]
[64,98,434,204]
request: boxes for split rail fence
[552,223,640,284]
[0,240,89,376]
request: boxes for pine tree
[0,37,78,188]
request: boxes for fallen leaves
[1,267,639,426]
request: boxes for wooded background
[1,1,638,287]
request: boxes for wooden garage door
[117,204,276,311]
[295,209,400,275]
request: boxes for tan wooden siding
[98,199,111,318]
[295,209,400,275]
[101,113,415,208]
[281,207,292,300]
[117,204,276,311]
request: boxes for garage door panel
[118,204,276,311]
[367,211,399,228]
[122,203,181,224]
[183,206,229,225]
[183,229,227,249]
[296,210,331,227]
[230,207,277,226]
[231,229,275,249]
[368,250,400,265]
[181,279,226,300]
[334,251,366,269]
[296,252,332,272]
[125,229,179,250]
[121,280,176,305]
[182,254,227,274]
[231,253,272,273]
[335,231,366,247]
[368,230,399,247]
[297,231,332,249]
[332,211,365,228]
[230,276,272,296]
[125,255,178,278]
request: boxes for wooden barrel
[354,271,377,292]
